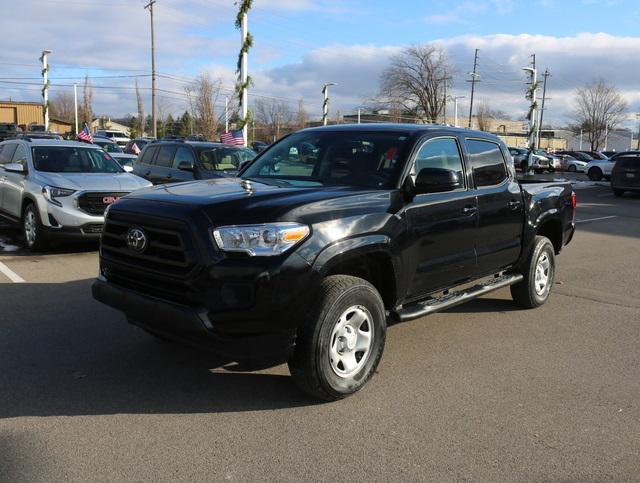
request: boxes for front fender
[312,234,392,275]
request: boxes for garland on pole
[234,0,253,130]
[525,80,540,142]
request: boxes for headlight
[211,223,310,256]
[42,185,75,206]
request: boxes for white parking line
[575,215,618,224]
[0,261,25,283]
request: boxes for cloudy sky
[2,0,640,128]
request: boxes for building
[90,117,131,136]
[0,101,43,129]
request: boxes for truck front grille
[78,192,130,216]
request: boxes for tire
[288,275,387,401]
[568,164,577,173]
[511,236,556,309]
[588,167,603,181]
[22,203,47,251]
[613,189,625,197]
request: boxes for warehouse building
[0,100,72,136]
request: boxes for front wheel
[588,167,603,181]
[288,275,386,401]
[511,236,556,309]
[568,164,577,173]
[23,203,47,251]
[613,189,625,197]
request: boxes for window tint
[0,144,17,165]
[466,139,508,187]
[616,156,640,169]
[32,147,122,173]
[172,146,196,168]
[155,146,176,167]
[413,137,464,185]
[140,146,158,165]
[12,145,28,167]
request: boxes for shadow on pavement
[0,279,317,419]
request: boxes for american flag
[131,142,141,155]
[77,123,93,143]
[220,130,245,146]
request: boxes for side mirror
[4,163,26,174]
[122,165,134,173]
[177,161,194,171]
[414,167,461,194]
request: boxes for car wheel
[568,164,577,173]
[288,275,386,401]
[588,167,603,181]
[613,189,625,197]
[23,203,47,251]
[511,236,556,309]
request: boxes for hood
[35,171,152,192]
[122,177,386,224]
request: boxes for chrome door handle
[508,200,522,210]
[462,206,477,215]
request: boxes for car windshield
[193,147,242,172]
[96,142,123,153]
[241,130,411,188]
[32,146,123,173]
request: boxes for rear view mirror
[4,163,26,174]
[177,161,194,171]
[414,167,461,194]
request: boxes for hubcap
[329,305,374,378]
[534,252,551,296]
[24,210,37,246]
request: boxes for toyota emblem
[126,227,147,253]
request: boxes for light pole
[40,49,52,131]
[240,10,249,146]
[523,66,538,150]
[144,1,157,138]
[73,82,78,134]
[225,96,229,133]
[449,95,465,128]
[322,82,336,126]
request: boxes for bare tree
[49,92,75,122]
[574,79,627,150]
[192,72,223,140]
[254,98,293,141]
[80,74,93,128]
[295,99,307,129]
[476,103,494,131]
[379,44,452,123]
[135,79,145,136]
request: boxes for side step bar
[392,273,524,323]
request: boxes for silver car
[0,139,152,250]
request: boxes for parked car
[93,124,576,400]
[124,138,154,155]
[133,140,248,184]
[562,155,588,173]
[94,129,130,146]
[14,132,63,140]
[556,151,594,163]
[508,147,551,172]
[585,157,616,181]
[92,137,138,171]
[611,154,640,197]
[602,151,617,158]
[609,150,640,160]
[579,151,609,160]
[0,139,151,250]
[533,149,561,172]
[0,123,20,141]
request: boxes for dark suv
[133,141,255,185]
[611,154,640,196]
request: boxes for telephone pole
[467,48,479,128]
[240,9,248,145]
[144,0,157,138]
[537,69,550,149]
[441,74,452,124]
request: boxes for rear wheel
[588,167,603,181]
[288,275,386,401]
[613,189,625,197]
[568,164,577,173]
[511,236,555,309]
[23,203,47,251]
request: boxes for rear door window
[466,139,508,187]
[140,146,158,165]
[155,146,176,168]
[172,146,196,169]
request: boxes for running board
[392,273,524,322]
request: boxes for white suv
[0,139,151,250]
[94,129,130,146]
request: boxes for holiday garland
[235,0,253,130]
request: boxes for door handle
[145,170,151,176]
[462,206,477,215]
[508,200,522,210]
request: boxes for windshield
[238,148,257,163]
[194,147,243,172]
[241,130,410,188]
[32,146,123,173]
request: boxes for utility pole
[322,82,336,126]
[357,108,361,124]
[604,124,609,151]
[240,9,249,145]
[40,49,52,131]
[579,129,583,150]
[537,69,550,149]
[523,56,538,150]
[73,82,78,134]
[144,0,157,138]
[636,113,640,150]
[450,95,466,128]
[225,96,229,133]
[467,48,479,128]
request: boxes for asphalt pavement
[1,181,639,481]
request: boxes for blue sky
[1,0,639,127]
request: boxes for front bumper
[92,277,297,358]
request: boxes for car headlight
[42,185,75,206]
[211,223,310,256]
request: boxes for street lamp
[448,95,466,128]
[322,82,337,126]
[522,66,538,150]
[41,49,52,131]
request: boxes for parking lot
[1,182,639,480]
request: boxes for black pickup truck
[92,124,576,400]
